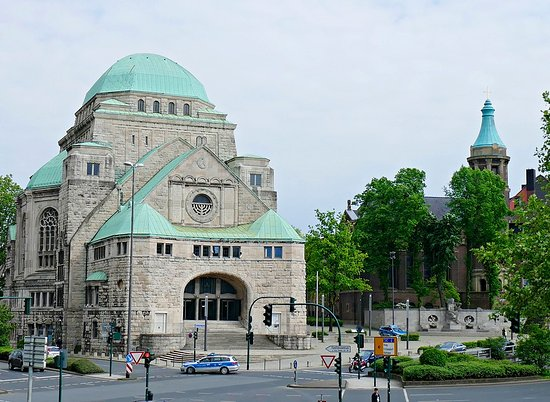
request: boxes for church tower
[467,99,510,200]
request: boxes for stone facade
[3,53,307,354]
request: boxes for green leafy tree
[420,213,461,306]
[305,210,369,330]
[0,304,14,346]
[353,168,430,300]
[445,166,508,307]
[0,175,22,268]
[516,325,550,370]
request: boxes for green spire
[472,99,506,148]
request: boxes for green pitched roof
[86,271,108,281]
[26,150,67,190]
[83,53,210,105]
[91,205,303,244]
[472,99,506,148]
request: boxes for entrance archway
[183,275,244,321]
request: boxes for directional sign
[325,344,352,353]
[374,336,398,356]
[130,351,144,365]
[126,354,133,364]
[194,323,205,328]
[321,355,335,369]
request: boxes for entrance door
[220,299,241,321]
[198,298,217,320]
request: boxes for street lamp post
[124,161,143,378]
[390,251,396,325]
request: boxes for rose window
[191,194,213,216]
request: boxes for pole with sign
[293,360,298,384]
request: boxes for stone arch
[182,273,249,322]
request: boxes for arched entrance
[183,275,243,321]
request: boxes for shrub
[0,346,12,361]
[392,357,418,374]
[419,348,448,367]
[66,358,104,374]
[311,331,328,338]
[478,337,506,360]
[306,317,343,327]
[417,345,432,354]
[403,365,452,381]
[400,333,419,341]
[446,352,477,363]
[516,325,550,370]
[462,341,478,349]
[494,360,541,377]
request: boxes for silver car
[181,354,240,375]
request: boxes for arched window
[38,208,58,268]
[183,103,190,116]
[153,101,160,113]
[168,102,176,114]
[138,99,145,112]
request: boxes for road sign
[126,354,133,364]
[293,359,298,369]
[325,345,351,353]
[194,323,205,328]
[130,351,144,364]
[23,336,47,369]
[126,362,133,374]
[374,336,398,356]
[320,355,335,369]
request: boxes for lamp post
[124,161,143,378]
[390,251,396,325]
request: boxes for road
[0,361,548,401]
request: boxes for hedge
[400,333,420,341]
[46,357,104,374]
[0,346,12,361]
[307,317,343,327]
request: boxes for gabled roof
[472,99,506,148]
[91,205,303,244]
[26,150,67,190]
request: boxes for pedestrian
[502,328,506,339]
[371,387,381,402]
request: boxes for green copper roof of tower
[83,53,210,105]
[26,150,67,190]
[472,99,506,148]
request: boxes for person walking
[371,387,381,402]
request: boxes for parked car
[8,350,24,370]
[181,354,239,375]
[437,341,466,353]
[503,340,515,352]
[47,346,60,358]
[378,325,407,337]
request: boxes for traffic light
[107,333,113,345]
[383,356,390,374]
[248,317,252,332]
[290,297,296,313]
[263,304,272,326]
[334,357,342,374]
[246,332,254,345]
[510,314,520,334]
[193,331,198,340]
[144,350,155,368]
[145,390,153,401]
[353,333,364,349]
[24,298,31,315]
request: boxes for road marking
[404,388,409,402]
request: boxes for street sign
[126,354,133,364]
[194,323,205,328]
[320,355,335,369]
[293,359,298,369]
[23,336,47,369]
[325,345,351,353]
[130,351,144,365]
[374,336,398,356]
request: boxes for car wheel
[220,367,229,375]
[186,367,195,374]
[8,362,13,370]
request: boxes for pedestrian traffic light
[263,304,272,326]
[107,332,113,344]
[510,314,520,333]
[353,333,364,349]
[24,298,31,315]
[290,297,296,313]
[144,350,155,369]
[247,332,254,345]
[334,357,342,374]
[146,390,153,401]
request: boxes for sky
[1,1,549,232]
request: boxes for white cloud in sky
[1,0,549,231]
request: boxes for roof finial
[484,86,491,100]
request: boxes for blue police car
[181,354,240,375]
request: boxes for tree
[0,304,14,346]
[419,213,461,307]
[353,168,430,301]
[0,175,22,268]
[305,210,369,330]
[445,166,508,307]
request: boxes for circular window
[186,189,217,223]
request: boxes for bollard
[307,361,310,367]
[263,359,266,370]
[279,359,281,370]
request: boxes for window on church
[117,241,127,255]
[86,286,99,306]
[92,321,99,338]
[264,246,272,258]
[183,103,190,116]
[93,246,106,260]
[274,246,283,258]
[145,136,149,146]
[138,99,145,112]
[232,246,241,258]
[250,174,262,187]
[132,134,136,145]
[38,208,58,268]
[168,102,176,114]
[153,101,160,113]
[87,162,100,176]
[193,245,201,257]
[222,246,230,258]
[192,194,213,216]
[212,246,220,257]
[157,243,172,255]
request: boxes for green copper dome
[472,99,506,148]
[83,53,209,105]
